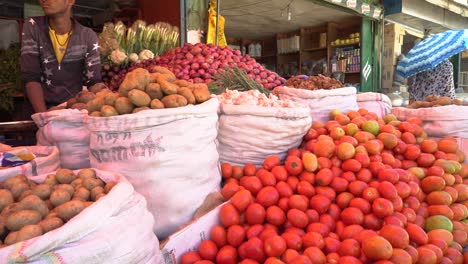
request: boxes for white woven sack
[392,105,468,138]
[218,104,311,166]
[87,98,221,239]
[32,109,90,169]
[0,169,163,264]
[0,146,59,178]
[273,86,359,123]
[357,92,392,118]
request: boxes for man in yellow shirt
[21,0,106,113]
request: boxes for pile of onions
[217,89,298,108]
[109,43,285,90]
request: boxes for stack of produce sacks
[0,168,162,263]
[0,146,60,178]
[356,92,392,119]
[86,66,220,239]
[274,83,359,123]
[392,95,468,161]
[32,107,90,169]
[217,89,311,167]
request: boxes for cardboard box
[161,203,226,264]
[383,42,402,66]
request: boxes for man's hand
[25,81,47,113]
[89,82,108,93]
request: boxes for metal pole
[180,0,187,46]
[215,0,220,45]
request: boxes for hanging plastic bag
[206,0,227,47]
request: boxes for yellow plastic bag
[207,0,227,47]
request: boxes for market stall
[0,1,466,264]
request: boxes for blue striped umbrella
[396,29,468,78]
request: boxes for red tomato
[264,235,287,257]
[245,203,266,225]
[227,225,246,247]
[285,156,304,176]
[198,240,218,260]
[210,225,227,248]
[216,245,238,264]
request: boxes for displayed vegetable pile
[108,43,285,90]
[180,109,468,264]
[98,20,179,66]
[407,95,467,109]
[0,169,116,246]
[65,66,211,116]
[284,75,343,90]
[218,90,298,108]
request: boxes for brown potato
[95,193,106,201]
[16,224,43,243]
[19,195,50,218]
[6,210,42,231]
[50,189,71,207]
[161,94,188,108]
[150,99,164,109]
[159,80,179,95]
[70,178,83,189]
[55,184,75,197]
[77,91,96,104]
[86,97,105,113]
[89,111,102,117]
[104,182,117,194]
[0,189,14,212]
[82,178,104,191]
[114,97,134,115]
[45,200,54,210]
[73,187,90,201]
[84,201,94,208]
[150,66,176,80]
[192,85,211,104]
[11,182,30,201]
[39,217,64,233]
[1,203,20,216]
[43,174,58,186]
[104,92,120,106]
[173,80,193,88]
[56,200,85,222]
[55,169,76,184]
[71,103,87,110]
[119,68,150,96]
[100,105,119,117]
[4,231,18,245]
[45,211,59,219]
[132,106,151,113]
[128,89,151,107]
[177,87,196,105]
[18,190,33,201]
[31,184,52,200]
[77,169,96,180]
[96,88,112,98]
[66,98,78,108]
[4,176,26,190]
[0,215,6,237]
[90,186,105,201]
[146,83,164,100]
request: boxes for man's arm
[84,28,104,89]
[26,82,47,113]
[20,18,46,113]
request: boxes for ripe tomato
[264,235,287,257]
[198,240,218,260]
[245,203,266,225]
[256,186,280,207]
[285,156,304,176]
[338,238,361,257]
[302,231,324,249]
[180,251,202,264]
[316,168,333,186]
[263,155,281,170]
[221,163,233,179]
[266,205,286,226]
[257,170,277,186]
[230,189,254,212]
[227,225,246,247]
[216,245,238,264]
[287,209,309,229]
[372,198,394,218]
[271,166,288,181]
[244,163,257,176]
[310,194,331,214]
[288,194,308,212]
[221,182,240,200]
[276,181,293,198]
[232,166,244,180]
[296,180,315,197]
[210,225,227,248]
[281,232,302,251]
[220,203,240,227]
[240,176,263,195]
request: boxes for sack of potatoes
[65,66,212,117]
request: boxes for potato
[31,184,51,200]
[45,211,58,219]
[104,92,120,106]
[82,178,104,191]
[50,189,71,207]
[73,187,90,201]
[90,186,104,201]
[89,111,102,117]
[28,181,38,189]
[11,182,30,201]
[173,80,193,88]
[6,210,42,231]
[132,106,151,113]
[95,193,106,201]
[86,97,105,113]
[146,83,164,100]
[39,217,64,233]
[149,72,160,83]
[19,195,49,218]
[4,176,26,190]
[1,203,20,216]
[177,87,196,105]
[16,224,43,243]
[114,97,134,115]
[150,66,176,80]
[128,89,151,107]
[45,200,54,210]
[66,97,78,108]
[0,216,6,237]
[0,189,14,212]
[161,94,188,108]
[55,169,76,184]
[44,174,58,185]
[18,190,33,201]
[5,231,18,245]
[55,184,75,197]
[70,178,83,189]
[159,80,179,95]
[77,91,96,104]
[84,201,94,208]
[77,168,96,180]
[119,68,150,96]
[193,85,211,104]
[96,88,112,98]
[150,99,164,109]
[100,105,119,117]
[104,182,117,194]
[56,200,85,222]
[71,103,87,110]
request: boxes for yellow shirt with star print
[48,27,72,64]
